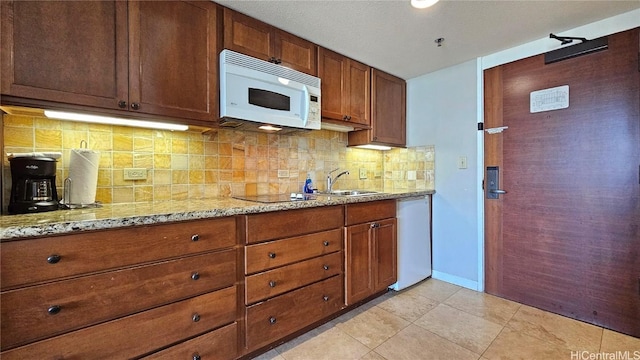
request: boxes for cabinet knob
[343,115,349,121]
[130,102,140,110]
[269,280,277,288]
[191,272,200,280]
[323,265,329,270]
[323,295,329,302]
[347,115,352,120]
[117,100,127,108]
[373,136,378,141]
[47,254,61,264]
[47,305,61,315]
[192,354,201,360]
[191,234,200,242]
[269,316,277,324]
[268,252,276,259]
[323,241,329,247]
[192,313,200,322]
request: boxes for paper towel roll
[68,148,100,205]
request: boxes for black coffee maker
[8,157,59,214]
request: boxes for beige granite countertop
[0,190,434,240]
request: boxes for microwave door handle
[301,85,310,125]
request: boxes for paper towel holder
[61,177,102,209]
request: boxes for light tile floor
[252,278,640,360]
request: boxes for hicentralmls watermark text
[570,351,640,360]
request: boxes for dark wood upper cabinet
[318,47,370,127]
[129,1,218,121]
[349,68,406,147]
[0,1,128,110]
[1,0,219,123]
[223,8,317,76]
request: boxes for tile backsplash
[2,114,434,210]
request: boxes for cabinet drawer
[246,206,343,244]
[1,217,236,289]
[245,275,343,351]
[345,200,396,226]
[0,287,236,360]
[143,322,237,360]
[245,228,342,274]
[245,251,342,305]
[1,250,236,350]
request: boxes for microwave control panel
[308,95,321,129]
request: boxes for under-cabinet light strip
[44,110,189,131]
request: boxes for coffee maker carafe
[8,157,59,214]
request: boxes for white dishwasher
[390,196,432,291]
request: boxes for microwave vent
[221,49,320,89]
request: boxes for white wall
[407,8,640,291]
[407,59,481,290]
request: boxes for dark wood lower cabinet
[245,276,344,351]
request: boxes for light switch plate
[277,170,289,178]
[407,170,417,180]
[359,168,367,179]
[457,156,468,169]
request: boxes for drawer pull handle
[268,252,276,259]
[47,254,61,264]
[323,295,329,302]
[191,234,200,242]
[269,316,277,324]
[370,222,380,229]
[192,314,200,322]
[269,280,277,288]
[323,265,329,270]
[323,241,329,246]
[48,305,61,315]
[192,354,201,360]
[191,272,200,280]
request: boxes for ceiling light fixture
[411,0,439,9]
[44,110,189,131]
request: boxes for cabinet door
[223,8,273,61]
[128,1,218,121]
[374,218,397,292]
[0,1,128,109]
[318,47,347,122]
[344,223,374,305]
[345,59,370,126]
[371,69,406,145]
[274,29,317,75]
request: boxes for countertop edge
[1,191,434,240]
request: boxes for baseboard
[432,270,479,291]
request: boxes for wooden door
[344,223,373,305]
[318,47,347,122]
[345,59,371,126]
[0,1,128,110]
[223,8,273,62]
[128,1,218,121]
[274,29,317,76]
[484,28,640,337]
[374,218,397,292]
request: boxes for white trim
[432,270,479,291]
[476,57,485,293]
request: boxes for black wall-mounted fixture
[545,34,608,64]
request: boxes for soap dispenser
[303,174,314,194]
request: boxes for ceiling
[213,0,640,80]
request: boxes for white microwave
[219,49,321,132]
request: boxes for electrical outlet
[407,170,417,180]
[359,168,367,179]
[277,170,289,178]
[124,168,147,180]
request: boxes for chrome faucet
[327,168,349,193]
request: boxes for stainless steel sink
[325,190,380,197]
